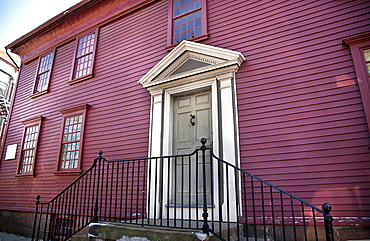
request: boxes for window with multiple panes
[32,51,54,96]
[343,32,370,136]
[60,114,82,169]
[70,30,98,83]
[363,48,370,76]
[56,104,89,173]
[168,0,208,46]
[17,116,43,176]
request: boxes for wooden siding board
[236,66,357,93]
[209,2,369,44]
[241,118,368,141]
[207,0,370,45]
[240,145,369,161]
[238,56,355,83]
[1,0,369,225]
[243,132,369,151]
[238,86,360,113]
[0,0,167,209]
[238,105,365,128]
[242,155,369,172]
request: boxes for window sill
[54,170,82,176]
[166,34,209,51]
[30,90,49,98]
[15,173,35,177]
[68,74,93,85]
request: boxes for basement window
[50,216,73,239]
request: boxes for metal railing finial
[323,203,334,241]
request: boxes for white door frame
[138,41,245,221]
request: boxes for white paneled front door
[172,90,212,206]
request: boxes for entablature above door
[138,40,245,90]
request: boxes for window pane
[195,10,201,19]
[188,31,194,38]
[172,1,203,43]
[20,125,39,173]
[188,21,194,29]
[174,27,180,35]
[195,27,202,36]
[60,115,83,169]
[195,19,201,27]
[364,49,370,61]
[181,24,187,32]
[35,52,53,93]
[74,32,95,79]
[188,13,194,21]
[188,3,193,11]
[181,32,187,41]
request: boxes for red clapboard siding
[0,0,167,209]
[0,0,369,226]
[204,0,370,221]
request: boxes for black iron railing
[32,138,334,241]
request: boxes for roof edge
[5,0,98,50]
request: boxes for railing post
[31,195,41,241]
[93,150,103,222]
[200,138,210,235]
[322,203,334,241]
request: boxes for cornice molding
[138,41,245,89]
[6,0,156,62]
[342,31,370,47]
[147,69,237,95]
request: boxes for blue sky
[0,0,82,49]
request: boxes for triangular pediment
[171,59,211,76]
[138,41,245,88]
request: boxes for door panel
[178,112,192,143]
[172,90,212,205]
[196,108,210,140]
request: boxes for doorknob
[190,114,195,126]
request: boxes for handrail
[32,139,334,241]
[213,153,325,215]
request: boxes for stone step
[88,222,203,241]
[72,221,269,241]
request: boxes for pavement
[0,232,31,241]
